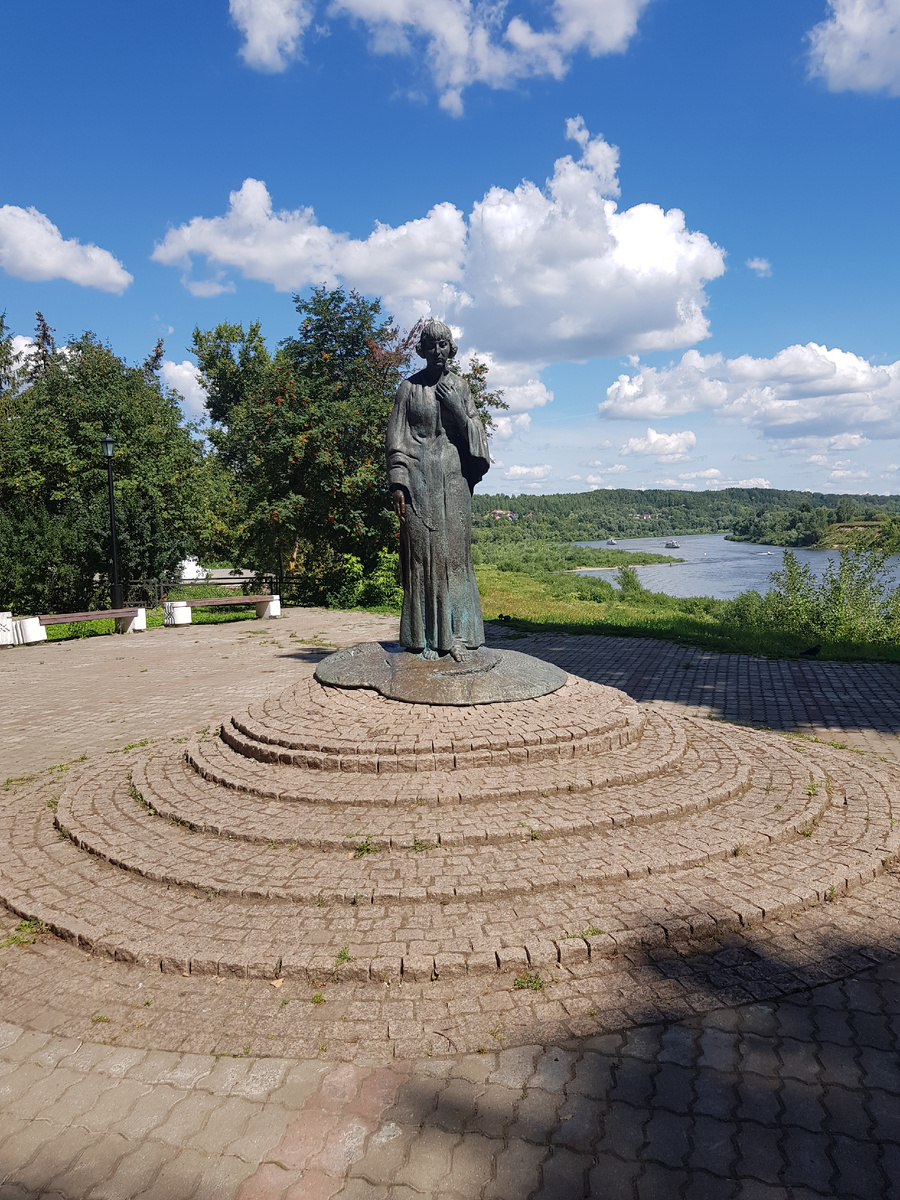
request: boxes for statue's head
[416,319,457,361]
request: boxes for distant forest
[472,488,900,545]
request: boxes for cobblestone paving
[0,609,399,781]
[1,615,900,1197]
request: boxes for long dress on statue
[386,369,490,655]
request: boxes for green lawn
[43,584,265,641]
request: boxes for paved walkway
[1,613,899,1199]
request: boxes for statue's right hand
[392,487,407,521]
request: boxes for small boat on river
[664,540,681,549]
[606,538,617,545]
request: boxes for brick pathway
[1,614,899,1198]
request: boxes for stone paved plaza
[1,609,899,1199]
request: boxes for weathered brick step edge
[236,681,641,756]
[225,707,642,771]
[1,753,898,982]
[251,673,625,750]
[132,731,753,847]
[250,673,639,736]
[52,751,826,902]
[237,702,640,757]
[185,709,690,806]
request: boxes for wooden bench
[5,607,147,645]
[163,594,281,626]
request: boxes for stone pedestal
[315,641,566,705]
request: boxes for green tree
[193,288,418,597]
[26,311,57,381]
[192,320,272,425]
[0,312,19,396]
[452,354,508,432]
[0,328,220,615]
[192,290,523,601]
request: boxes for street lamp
[101,434,123,609]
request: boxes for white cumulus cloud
[783,432,872,456]
[232,0,651,112]
[746,257,772,277]
[153,119,724,404]
[492,412,532,438]
[722,476,772,489]
[602,342,900,440]
[504,463,552,479]
[619,427,697,462]
[153,175,466,317]
[0,205,132,293]
[160,359,207,420]
[463,352,553,412]
[10,335,34,366]
[662,470,771,491]
[808,0,900,96]
[830,467,870,480]
[229,0,312,71]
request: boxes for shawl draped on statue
[386,369,490,655]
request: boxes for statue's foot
[419,648,439,661]
[449,642,469,663]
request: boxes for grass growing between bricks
[1,918,49,949]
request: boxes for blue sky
[2,0,900,496]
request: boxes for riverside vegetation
[47,536,896,664]
[472,542,900,663]
[4,296,900,662]
[331,530,900,663]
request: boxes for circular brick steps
[0,669,898,988]
[235,673,642,770]
[54,734,815,902]
[128,723,746,848]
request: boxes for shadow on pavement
[488,630,900,742]
[369,928,900,1200]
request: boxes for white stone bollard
[163,600,192,627]
[13,617,47,645]
[116,607,147,634]
[255,595,282,619]
[0,612,12,648]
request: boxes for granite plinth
[313,641,567,705]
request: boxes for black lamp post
[101,434,123,609]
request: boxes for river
[575,534,900,601]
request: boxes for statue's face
[422,334,452,373]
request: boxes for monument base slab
[313,641,567,705]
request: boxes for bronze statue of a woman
[316,319,565,700]
[386,320,490,661]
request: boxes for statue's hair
[416,319,458,360]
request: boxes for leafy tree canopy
[0,326,223,614]
[193,287,510,600]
